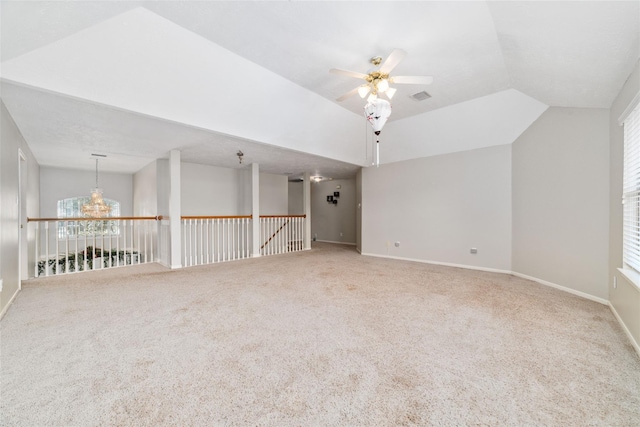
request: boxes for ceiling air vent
[410,90,431,101]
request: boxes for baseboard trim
[363,251,636,358]
[316,240,356,246]
[361,252,512,275]
[510,271,608,305]
[0,287,21,321]
[361,252,608,306]
[609,302,640,359]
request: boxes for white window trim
[621,90,640,278]
[618,267,640,293]
[619,91,640,126]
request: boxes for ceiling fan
[330,48,433,102]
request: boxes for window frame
[56,196,121,239]
[621,92,640,285]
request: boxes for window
[622,99,640,272]
[57,196,121,238]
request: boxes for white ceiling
[1,1,638,177]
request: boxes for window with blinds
[623,101,640,272]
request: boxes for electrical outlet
[395,242,400,247]
[340,232,343,237]
[470,248,478,254]
[613,276,617,289]
[0,279,3,292]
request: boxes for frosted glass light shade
[358,85,370,98]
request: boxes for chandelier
[81,158,111,218]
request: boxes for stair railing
[260,215,306,256]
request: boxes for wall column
[169,150,182,268]
[251,163,261,257]
[303,171,311,250]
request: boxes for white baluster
[34,222,39,277]
[205,219,210,264]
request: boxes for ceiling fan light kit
[330,48,432,167]
[358,85,370,98]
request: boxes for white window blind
[623,101,640,272]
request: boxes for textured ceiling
[1,1,638,176]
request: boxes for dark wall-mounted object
[334,192,340,197]
[332,199,338,205]
[327,195,333,202]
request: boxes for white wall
[311,179,356,244]
[133,160,158,216]
[259,173,288,215]
[382,89,547,164]
[39,166,133,217]
[362,145,512,271]
[288,182,304,215]
[239,167,252,216]
[181,162,241,216]
[157,159,170,217]
[609,60,640,348]
[512,107,610,300]
[180,163,287,216]
[1,100,40,316]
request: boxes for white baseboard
[510,271,608,305]
[360,252,608,305]
[316,240,356,246]
[361,252,512,275]
[0,287,21,321]
[609,302,640,359]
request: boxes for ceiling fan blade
[336,87,360,102]
[329,68,368,80]
[379,49,407,74]
[391,75,434,85]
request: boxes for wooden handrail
[28,216,164,222]
[181,215,253,220]
[260,215,306,218]
[181,215,305,219]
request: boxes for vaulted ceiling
[1,1,638,177]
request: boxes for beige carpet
[1,242,639,426]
